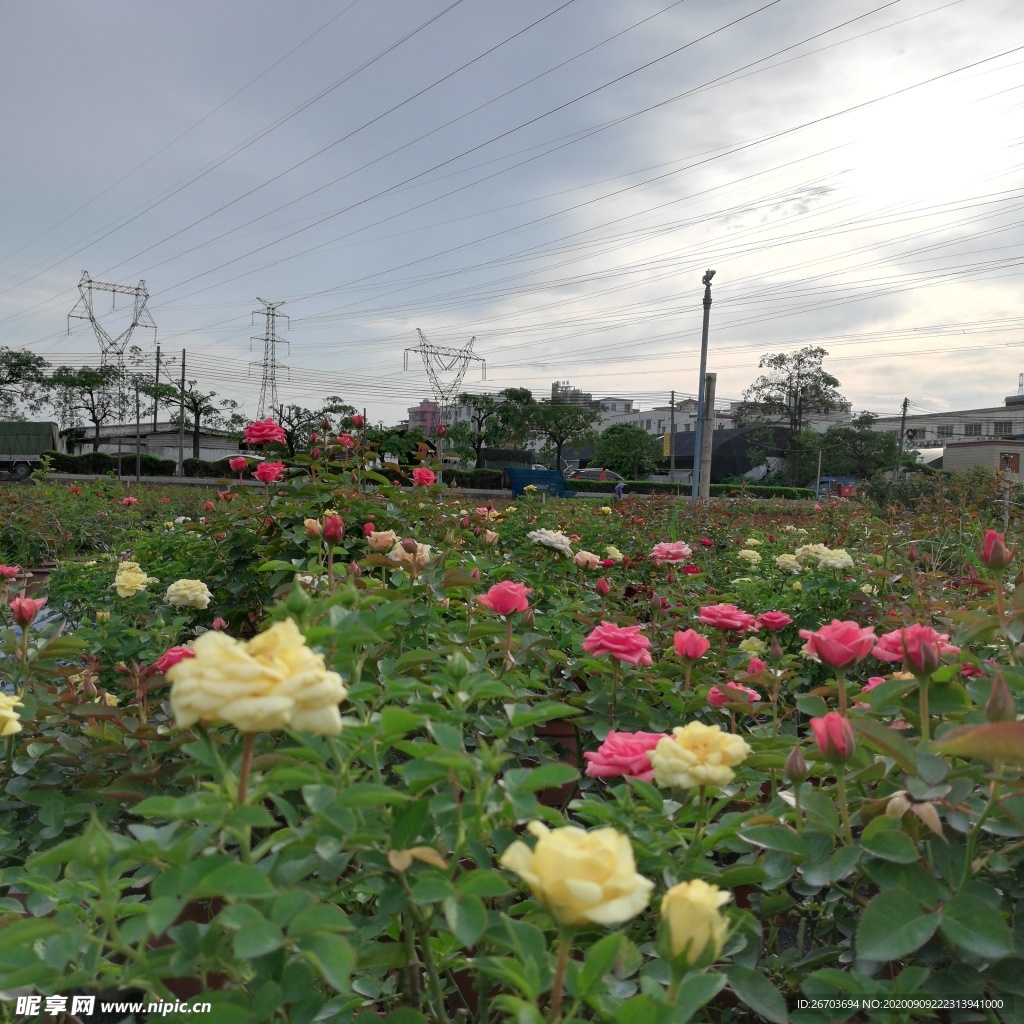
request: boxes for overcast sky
[2,0,1022,425]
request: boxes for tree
[591,423,662,480]
[531,399,601,472]
[274,398,357,456]
[48,365,122,451]
[448,393,502,468]
[0,347,51,417]
[736,346,845,484]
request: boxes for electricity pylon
[250,299,290,420]
[403,328,485,427]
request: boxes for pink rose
[595,577,611,597]
[211,618,228,631]
[980,530,1013,571]
[650,541,692,566]
[698,537,713,547]
[337,433,356,449]
[746,658,767,675]
[674,629,710,660]
[363,522,375,537]
[708,681,761,707]
[582,621,652,666]
[254,461,285,483]
[0,565,20,580]
[757,611,793,631]
[873,624,960,673]
[351,414,365,428]
[229,456,248,472]
[152,646,195,674]
[583,730,667,783]
[854,676,891,709]
[412,467,436,486]
[810,712,855,762]
[798,619,876,669]
[477,581,532,616]
[242,419,286,446]
[323,515,344,544]
[204,500,214,511]
[698,604,757,632]
[574,550,600,569]
[122,496,137,506]
[10,596,46,628]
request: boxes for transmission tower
[250,299,290,420]
[403,328,485,426]
[67,271,156,421]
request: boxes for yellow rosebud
[95,610,110,622]
[168,619,347,735]
[304,518,322,538]
[650,722,751,790]
[792,581,803,592]
[660,880,731,967]
[0,692,24,737]
[499,821,654,928]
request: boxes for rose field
[1,427,1023,1024]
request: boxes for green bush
[568,478,816,499]
[183,456,240,479]
[42,449,177,477]
[444,467,503,489]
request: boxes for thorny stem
[835,668,848,716]
[836,771,854,845]
[918,676,931,741]
[237,733,256,804]
[548,929,573,1023]
[959,773,1002,894]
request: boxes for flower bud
[809,712,855,763]
[980,530,1014,572]
[310,432,319,444]
[401,537,419,554]
[435,423,447,437]
[470,568,480,581]
[521,606,536,628]
[304,518,322,538]
[323,515,344,545]
[212,617,228,631]
[347,561,362,578]
[985,671,1016,723]
[769,636,784,662]
[204,500,215,511]
[10,596,46,629]
[351,414,365,428]
[595,576,610,596]
[784,746,809,784]
[657,880,730,970]
[311,447,320,460]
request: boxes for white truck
[0,422,60,478]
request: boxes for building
[61,420,238,462]
[406,399,441,436]
[727,399,853,433]
[551,381,593,405]
[941,439,1024,480]
[868,396,1024,446]
[599,397,733,436]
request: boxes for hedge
[42,450,177,477]
[568,478,817,500]
[442,467,504,489]
[183,457,240,479]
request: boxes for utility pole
[152,344,161,431]
[669,389,676,484]
[698,373,717,500]
[177,349,186,477]
[691,269,715,500]
[135,381,141,483]
[894,396,909,478]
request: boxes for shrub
[42,449,177,477]
[568,478,816,499]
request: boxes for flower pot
[531,719,582,808]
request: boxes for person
[599,470,606,482]
[614,480,625,500]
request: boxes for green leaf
[234,919,286,958]
[456,870,512,898]
[861,817,920,864]
[378,706,422,740]
[192,863,276,899]
[288,903,351,937]
[857,889,939,960]
[390,798,430,850]
[801,845,861,887]
[672,972,727,1021]
[575,931,622,999]
[612,994,672,1024]
[520,764,579,792]
[443,896,488,948]
[300,933,354,992]
[938,722,1024,766]
[0,918,62,953]
[851,718,917,773]
[740,825,808,858]
[410,872,455,905]
[332,784,412,808]
[939,894,1014,960]
[722,964,789,1023]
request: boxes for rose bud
[595,577,611,596]
[347,561,362,577]
[351,414,365,428]
[784,746,809,784]
[211,617,228,631]
[10,596,46,629]
[985,671,1016,723]
[980,529,1014,572]
[809,712,855,763]
[323,515,344,545]
[401,537,419,554]
[305,518,322,538]
[311,447,320,459]
[321,416,331,430]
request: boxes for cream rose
[168,619,347,735]
[499,821,654,927]
[527,528,575,558]
[660,879,731,965]
[0,692,24,737]
[113,561,157,598]
[165,579,213,610]
[650,722,751,789]
[388,541,432,569]
[368,529,397,552]
[574,550,600,569]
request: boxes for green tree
[532,399,601,472]
[591,423,662,479]
[448,393,503,468]
[48,365,121,451]
[0,347,51,417]
[736,346,846,485]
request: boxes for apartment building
[868,396,1024,445]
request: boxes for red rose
[242,419,286,446]
[595,577,611,597]
[254,461,285,483]
[756,611,793,631]
[698,603,757,632]
[351,414,365,428]
[477,581,532,616]
[583,621,652,666]
[872,624,959,673]
[673,629,710,660]
[682,564,701,575]
[583,730,666,783]
[152,646,195,674]
[798,619,876,669]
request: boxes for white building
[867,396,1024,446]
[61,420,239,462]
[598,397,733,436]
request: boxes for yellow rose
[168,619,347,735]
[600,506,612,514]
[660,880,731,966]
[650,722,751,790]
[792,581,803,592]
[499,821,654,928]
[165,579,212,610]
[367,529,397,552]
[774,553,801,574]
[113,562,157,598]
[95,610,110,622]
[0,692,23,737]
[304,518,322,538]
[604,545,624,562]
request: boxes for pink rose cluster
[583,730,666,783]
[582,621,652,666]
[650,541,692,566]
[698,604,757,632]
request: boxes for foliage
[48,365,123,451]
[0,347,50,417]
[591,423,662,480]
[532,398,601,471]
[568,478,817,500]
[42,449,177,477]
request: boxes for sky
[2,0,1023,427]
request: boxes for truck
[0,422,60,478]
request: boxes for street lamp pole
[691,269,715,500]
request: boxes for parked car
[566,467,624,482]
